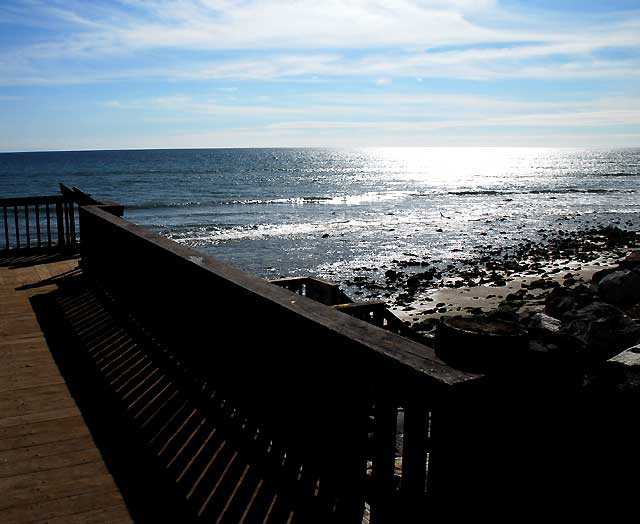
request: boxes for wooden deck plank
[0,258,134,523]
[0,383,79,417]
[0,487,126,524]
[45,505,134,524]
[0,406,82,431]
[0,458,119,510]
[0,435,101,478]
[0,415,88,451]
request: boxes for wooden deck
[0,253,133,524]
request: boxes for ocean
[1,147,638,296]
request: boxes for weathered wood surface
[0,256,133,523]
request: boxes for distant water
[1,147,639,288]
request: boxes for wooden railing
[270,276,353,306]
[0,194,74,251]
[270,277,409,334]
[78,202,483,522]
[0,184,113,252]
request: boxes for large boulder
[561,302,640,360]
[545,285,595,319]
[596,269,640,307]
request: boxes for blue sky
[0,0,639,151]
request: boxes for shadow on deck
[31,269,324,523]
[30,271,191,522]
[0,248,80,269]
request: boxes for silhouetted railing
[78,202,481,522]
[270,276,354,305]
[270,277,410,339]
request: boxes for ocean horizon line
[3,145,640,155]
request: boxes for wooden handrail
[80,205,473,388]
[78,202,482,522]
[0,195,64,207]
[0,186,114,252]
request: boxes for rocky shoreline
[341,224,640,389]
[341,224,635,313]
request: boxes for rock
[406,276,420,288]
[321,233,330,238]
[561,302,640,360]
[606,344,640,393]
[619,251,640,269]
[527,312,562,334]
[505,289,527,302]
[525,312,584,353]
[527,278,547,290]
[435,316,528,371]
[591,267,617,285]
[545,286,595,319]
[385,269,398,281]
[596,270,640,306]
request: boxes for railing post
[399,398,429,522]
[14,206,20,249]
[3,207,8,250]
[46,203,52,246]
[55,200,65,247]
[370,395,398,524]
[68,201,76,245]
[35,204,41,247]
[24,205,30,249]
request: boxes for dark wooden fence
[0,194,76,251]
[78,202,483,522]
[0,184,116,252]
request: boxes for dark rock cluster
[425,251,640,392]
[343,225,639,312]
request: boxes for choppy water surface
[1,147,638,289]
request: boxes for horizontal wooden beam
[80,204,481,390]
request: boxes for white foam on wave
[168,218,375,245]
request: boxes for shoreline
[338,224,639,330]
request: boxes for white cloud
[1,0,639,85]
[103,91,640,133]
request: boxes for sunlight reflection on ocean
[1,147,638,287]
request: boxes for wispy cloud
[105,91,640,130]
[1,0,639,85]
[1,0,639,148]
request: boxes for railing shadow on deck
[31,268,380,523]
[0,248,79,269]
[30,273,191,523]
